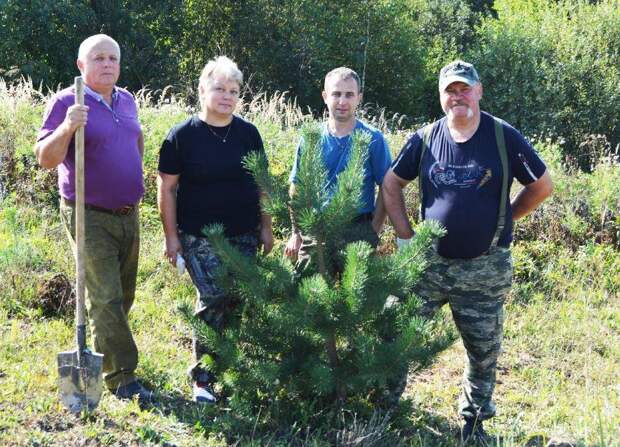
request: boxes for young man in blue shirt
[285,67,392,266]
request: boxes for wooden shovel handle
[74,76,86,341]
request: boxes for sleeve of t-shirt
[288,136,303,184]
[158,128,182,175]
[391,130,424,181]
[504,124,547,185]
[37,95,69,142]
[370,132,392,185]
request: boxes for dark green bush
[467,0,620,162]
[3,0,620,162]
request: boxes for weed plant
[0,81,618,446]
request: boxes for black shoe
[462,418,488,446]
[113,381,154,403]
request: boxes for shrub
[468,0,620,162]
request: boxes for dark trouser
[179,230,258,382]
[414,246,513,421]
[295,215,380,275]
[60,200,140,390]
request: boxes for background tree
[467,0,620,168]
[0,0,181,92]
[2,0,620,164]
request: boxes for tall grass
[0,80,618,446]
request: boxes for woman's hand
[163,234,182,266]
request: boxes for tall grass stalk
[0,79,618,446]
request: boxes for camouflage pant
[414,245,513,421]
[179,230,258,381]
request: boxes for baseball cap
[438,60,480,92]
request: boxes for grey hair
[199,56,243,90]
[324,67,362,93]
[77,34,121,61]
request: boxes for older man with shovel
[34,34,151,410]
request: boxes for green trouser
[414,246,513,421]
[60,200,140,390]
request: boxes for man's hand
[511,170,553,220]
[34,104,90,169]
[371,215,384,234]
[284,232,302,260]
[63,104,89,133]
[163,235,182,266]
[259,224,274,255]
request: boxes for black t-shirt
[392,112,547,259]
[158,115,265,237]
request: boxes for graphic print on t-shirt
[428,161,490,189]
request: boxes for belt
[62,198,137,216]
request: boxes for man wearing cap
[34,34,152,402]
[382,60,552,443]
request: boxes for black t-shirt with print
[392,112,547,259]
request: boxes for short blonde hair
[78,34,120,61]
[199,56,243,90]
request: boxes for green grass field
[0,82,618,446]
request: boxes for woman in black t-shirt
[157,56,273,404]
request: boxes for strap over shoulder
[417,123,435,221]
[416,117,509,249]
[491,117,509,248]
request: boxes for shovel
[57,76,104,413]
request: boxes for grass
[0,81,619,446]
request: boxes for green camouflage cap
[438,60,480,91]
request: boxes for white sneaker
[193,381,217,404]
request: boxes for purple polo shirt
[37,85,144,209]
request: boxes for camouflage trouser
[296,217,379,275]
[179,230,258,382]
[414,245,513,421]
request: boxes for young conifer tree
[181,122,447,421]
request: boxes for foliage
[182,123,449,429]
[468,0,620,163]
[0,0,489,124]
[0,0,184,92]
[0,79,57,207]
[3,0,620,160]
[0,82,618,445]
[0,0,95,86]
[513,139,620,250]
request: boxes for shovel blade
[57,349,104,413]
